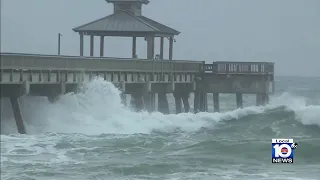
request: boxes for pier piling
[130,93,144,111]
[47,95,58,103]
[213,93,220,112]
[236,93,243,108]
[10,97,26,134]
[158,93,169,114]
[143,92,155,112]
[194,92,200,113]
[256,93,269,106]
[182,94,190,112]
[199,93,208,112]
[173,93,182,114]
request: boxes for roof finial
[105,0,149,5]
[105,0,150,16]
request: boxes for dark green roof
[73,11,180,36]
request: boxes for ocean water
[1,76,320,180]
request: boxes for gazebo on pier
[72,0,180,60]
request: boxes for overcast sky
[1,0,319,76]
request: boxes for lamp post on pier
[58,33,62,55]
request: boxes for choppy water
[1,76,320,180]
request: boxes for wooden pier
[0,0,274,134]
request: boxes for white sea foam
[269,92,320,127]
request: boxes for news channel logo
[272,139,298,163]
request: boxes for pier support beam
[256,93,269,106]
[143,92,155,112]
[116,82,126,106]
[48,95,58,103]
[182,93,190,113]
[47,82,66,103]
[158,92,169,114]
[10,97,26,134]
[213,93,220,112]
[236,93,243,108]
[173,92,182,114]
[194,92,200,113]
[199,92,208,112]
[194,92,207,113]
[130,93,144,112]
[173,91,190,114]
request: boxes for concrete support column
[48,96,57,103]
[150,92,156,112]
[256,93,262,106]
[263,94,269,105]
[256,93,269,106]
[194,92,200,113]
[60,82,66,94]
[147,36,155,59]
[22,81,30,96]
[213,93,220,112]
[181,92,190,112]
[80,33,84,56]
[199,92,208,112]
[169,37,174,81]
[158,92,169,114]
[130,93,144,112]
[132,37,137,58]
[236,93,243,108]
[47,82,66,103]
[100,36,104,57]
[160,37,164,81]
[173,92,182,114]
[116,82,126,106]
[10,97,26,134]
[143,92,155,112]
[90,35,94,56]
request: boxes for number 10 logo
[273,144,292,158]
[272,139,297,163]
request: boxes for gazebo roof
[73,11,180,37]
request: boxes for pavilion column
[132,37,137,58]
[90,35,94,56]
[79,33,84,56]
[100,36,104,57]
[147,36,155,81]
[146,36,155,59]
[169,37,174,81]
[160,37,164,81]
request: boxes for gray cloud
[1,0,319,76]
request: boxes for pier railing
[204,61,274,74]
[0,53,203,73]
[0,53,274,75]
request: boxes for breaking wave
[1,77,319,135]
